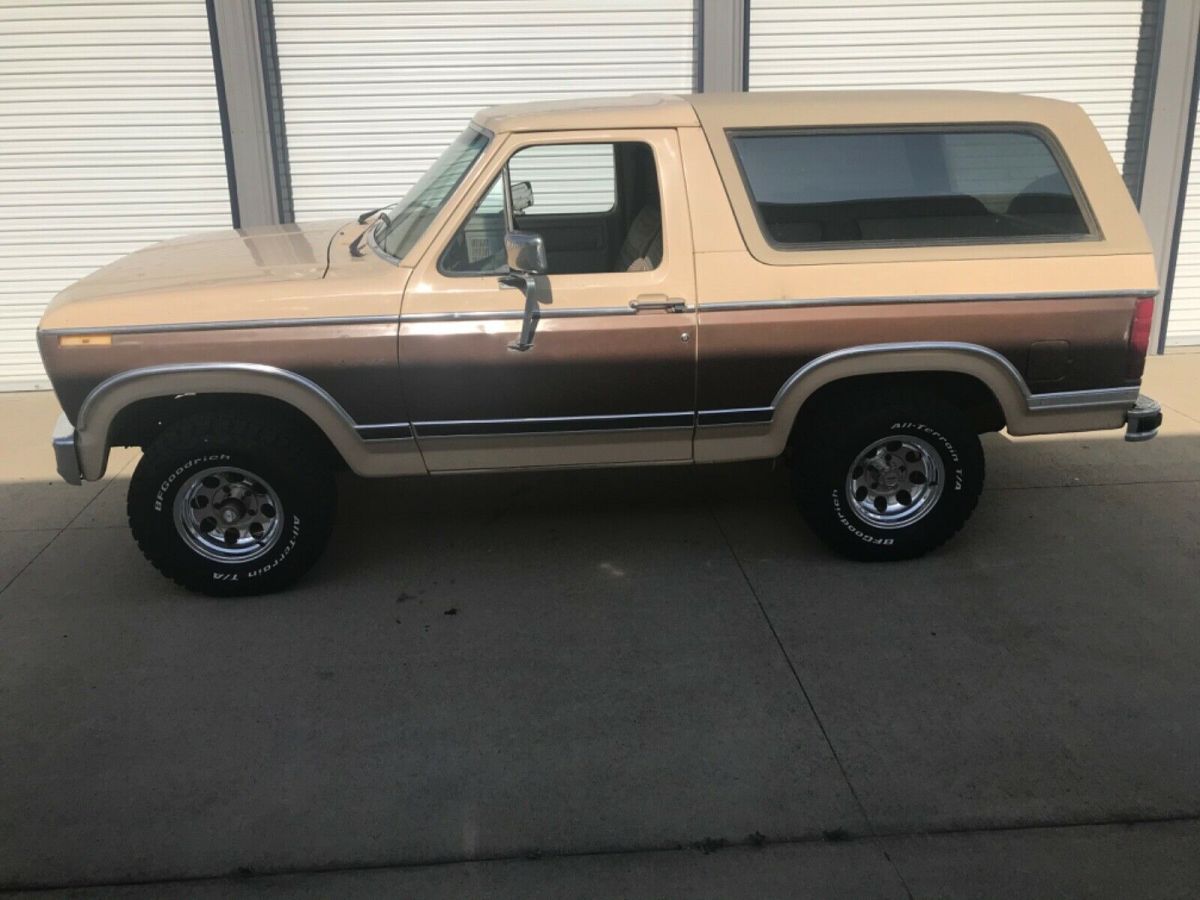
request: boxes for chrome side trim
[42,315,398,338]
[698,288,1157,313]
[43,290,1153,337]
[352,381,1135,443]
[396,289,1158,326]
[629,297,691,313]
[354,422,414,441]
[399,306,638,324]
[359,408,778,437]
[414,410,694,437]
[418,425,695,440]
[1027,386,1140,410]
[697,407,774,426]
[68,350,1144,482]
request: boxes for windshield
[372,126,491,262]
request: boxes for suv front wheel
[127,413,336,596]
[793,394,984,561]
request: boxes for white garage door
[0,1,233,392]
[748,0,1153,193]
[272,0,697,221]
[1166,126,1200,346]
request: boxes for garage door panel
[0,2,231,391]
[749,0,1152,188]
[273,0,696,221]
[1167,126,1200,346]
[748,0,1198,345]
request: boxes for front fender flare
[74,363,422,480]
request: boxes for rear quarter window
[729,128,1094,248]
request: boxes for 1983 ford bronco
[38,91,1163,595]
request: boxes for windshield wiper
[357,207,395,226]
[349,227,369,258]
[349,211,392,258]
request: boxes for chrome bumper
[1125,394,1162,442]
[52,413,83,485]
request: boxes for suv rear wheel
[793,393,984,560]
[127,413,336,596]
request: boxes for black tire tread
[127,413,334,596]
[793,390,984,561]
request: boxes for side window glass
[730,129,1091,247]
[941,132,1087,235]
[440,141,663,276]
[440,177,507,274]
[508,144,616,214]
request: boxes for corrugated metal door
[1166,129,1200,345]
[271,0,697,221]
[748,1,1155,196]
[0,1,232,392]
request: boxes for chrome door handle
[629,294,689,313]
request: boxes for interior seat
[615,205,662,272]
[1004,173,1087,235]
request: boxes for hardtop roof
[472,90,1086,135]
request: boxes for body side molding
[697,287,1156,313]
[41,314,399,338]
[69,349,1139,480]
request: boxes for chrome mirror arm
[500,272,540,351]
[500,230,548,351]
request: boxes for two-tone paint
[38,91,1159,484]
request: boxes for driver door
[398,129,697,472]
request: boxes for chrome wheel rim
[173,467,283,563]
[844,435,944,529]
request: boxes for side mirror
[510,180,534,213]
[500,231,548,352]
[504,230,547,276]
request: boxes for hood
[43,219,350,316]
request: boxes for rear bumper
[1125,394,1162,442]
[52,413,83,485]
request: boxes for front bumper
[52,413,83,485]
[1125,394,1162,442]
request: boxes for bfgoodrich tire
[793,394,984,561]
[127,414,335,596]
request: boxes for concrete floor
[1,354,1198,898]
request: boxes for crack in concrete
[706,499,916,899]
[987,476,1200,492]
[6,813,1198,894]
[0,457,134,598]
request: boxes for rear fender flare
[767,342,1030,455]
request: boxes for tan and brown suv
[37,91,1163,595]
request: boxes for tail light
[1127,297,1154,378]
